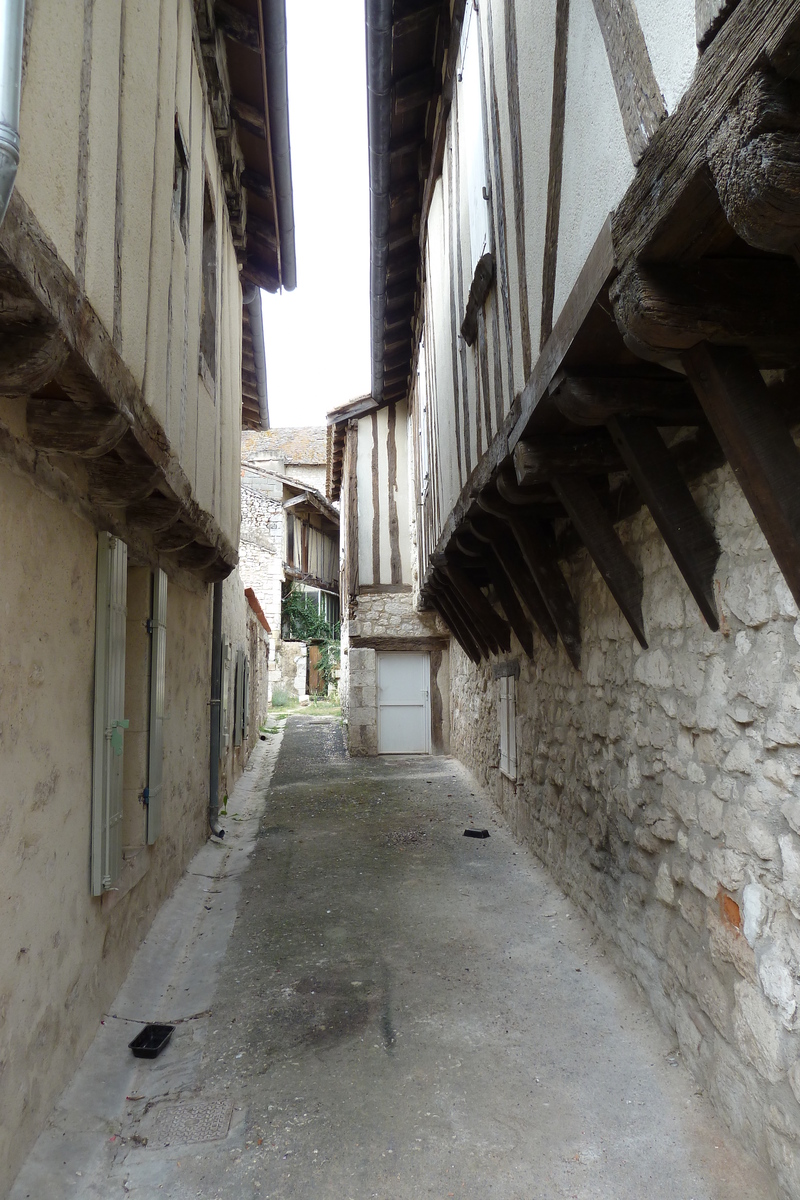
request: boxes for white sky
[261,1,371,428]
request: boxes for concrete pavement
[11,713,778,1199]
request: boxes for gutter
[243,284,270,429]
[0,0,25,227]
[365,0,392,399]
[263,0,296,291]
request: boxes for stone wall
[276,640,307,702]
[447,459,800,1198]
[239,484,285,636]
[344,591,450,756]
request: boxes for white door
[377,652,430,754]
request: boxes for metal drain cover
[149,1097,233,1147]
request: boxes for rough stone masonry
[449,457,800,1199]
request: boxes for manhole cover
[149,1098,233,1147]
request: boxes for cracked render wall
[449,460,800,1198]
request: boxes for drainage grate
[150,1098,233,1147]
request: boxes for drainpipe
[263,0,296,291]
[209,580,225,838]
[0,0,25,227]
[243,284,269,430]
[366,0,392,401]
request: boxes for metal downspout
[243,285,270,429]
[0,0,25,227]
[209,580,225,838]
[263,0,296,291]
[366,0,392,401]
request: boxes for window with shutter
[243,655,251,743]
[234,648,245,747]
[146,569,168,845]
[221,642,232,749]
[91,533,128,895]
[499,674,517,781]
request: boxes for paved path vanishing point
[12,713,779,1200]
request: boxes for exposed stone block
[733,980,793,1083]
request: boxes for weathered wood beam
[231,96,266,140]
[607,414,720,628]
[460,253,494,347]
[393,3,441,40]
[709,69,800,259]
[697,0,740,49]
[683,341,800,607]
[468,513,560,649]
[430,574,491,659]
[460,531,535,658]
[428,585,482,664]
[26,397,128,458]
[241,168,273,205]
[242,260,280,294]
[611,257,800,365]
[612,0,800,266]
[513,430,622,485]
[394,67,437,115]
[126,494,183,532]
[440,560,512,654]
[0,325,68,395]
[215,0,260,51]
[590,0,666,164]
[551,371,704,426]
[551,474,648,647]
[88,458,163,508]
[495,469,564,516]
[474,491,581,667]
[155,521,197,552]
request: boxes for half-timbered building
[341,0,800,1191]
[0,1,294,1189]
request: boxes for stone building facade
[356,1,800,1195]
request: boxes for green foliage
[270,687,291,708]
[282,586,340,692]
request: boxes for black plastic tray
[128,1023,175,1058]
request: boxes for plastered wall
[16,0,243,546]
[448,458,800,1197]
[0,469,211,1196]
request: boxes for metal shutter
[91,533,128,895]
[146,569,168,845]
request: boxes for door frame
[376,650,431,754]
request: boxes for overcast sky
[261,1,371,428]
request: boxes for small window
[200,178,217,382]
[173,121,189,242]
[499,674,517,781]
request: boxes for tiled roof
[241,426,327,465]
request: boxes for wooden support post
[428,589,481,664]
[430,576,488,661]
[470,509,559,648]
[683,341,800,609]
[513,431,622,484]
[607,414,720,628]
[551,474,647,647]
[506,518,582,669]
[441,561,512,654]
[456,530,535,658]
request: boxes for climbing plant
[282,585,340,691]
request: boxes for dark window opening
[200,178,217,382]
[173,121,188,242]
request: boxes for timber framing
[0,192,235,584]
[409,0,800,675]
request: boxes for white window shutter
[243,655,251,742]
[499,676,509,776]
[146,569,168,845]
[91,533,128,895]
[234,648,244,747]
[221,642,232,749]
[507,676,517,780]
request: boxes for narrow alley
[13,715,778,1199]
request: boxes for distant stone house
[0,1,295,1192]
[338,2,800,1197]
[240,428,340,698]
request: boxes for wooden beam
[230,96,266,140]
[393,67,437,115]
[428,586,482,664]
[26,397,128,458]
[126,494,183,532]
[551,474,648,647]
[455,531,534,657]
[541,0,570,346]
[611,0,800,267]
[155,521,197,552]
[430,575,490,659]
[513,430,622,485]
[468,513,560,649]
[242,260,280,294]
[88,458,162,507]
[440,561,512,654]
[460,253,494,347]
[551,372,704,426]
[683,341,800,607]
[215,0,260,51]
[696,0,740,49]
[247,212,277,253]
[241,168,273,205]
[611,257,800,365]
[607,414,720,627]
[709,69,800,259]
[495,469,564,516]
[393,3,441,40]
[590,0,666,164]
[0,325,68,395]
